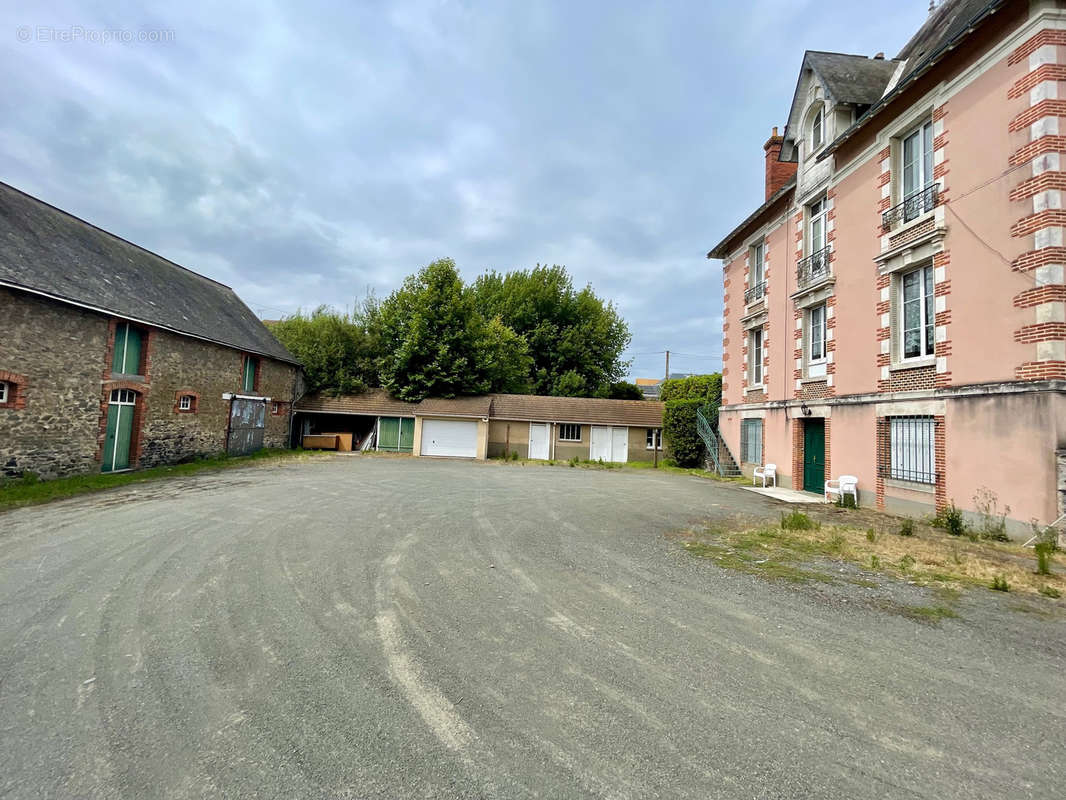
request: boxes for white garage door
[589,425,629,463]
[421,419,478,458]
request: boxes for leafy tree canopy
[269,306,379,395]
[596,381,645,400]
[472,264,631,397]
[375,258,531,401]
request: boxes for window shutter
[889,276,901,365]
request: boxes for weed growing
[899,518,915,537]
[991,575,1010,592]
[780,510,818,531]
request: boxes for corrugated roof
[417,396,494,418]
[297,389,417,417]
[489,394,664,427]
[0,181,298,364]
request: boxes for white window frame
[558,423,581,442]
[751,240,765,292]
[272,402,281,415]
[807,304,827,378]
[807,196,828,255]
[901,120,934,204]
[179,395,193,411]
[646,428,662,450]
[748,328,764,387]
[811,105,824,152]
[0,381,8,404]
[899,264,935,362]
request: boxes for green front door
[398,418,414,452]
[378,417,400,451]
[102,389,136,472]
[802,418,825,493]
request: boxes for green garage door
[378,417,414,452]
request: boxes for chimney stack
[873,52,885,59]
[764,126,797,201]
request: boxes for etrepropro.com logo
[16,25,175,44]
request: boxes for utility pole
[664,350,670,383]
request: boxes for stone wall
[0,289,109,478]
[0,288,298,478]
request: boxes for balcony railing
[881,184,938,232]
[744,281,766,304]
[796,246,831,289]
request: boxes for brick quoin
[934,416,947,512]
[1008,63,1066,99]
[1013,246,1066,272]
[1016,360,1066,379]
[1010,208,1066,237]
[792,419,804,492]
[1008,29,1066,66]
[1008,99,1066,132]
[1010,135,1066,166]
[1014,322,1066,343]
[1010,171,1066,201]
[1014,284,1066,307]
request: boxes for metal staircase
[696,405,742,477]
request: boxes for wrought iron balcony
[881,184,938,232]
[796,246,831,289]
[744,281,766,304]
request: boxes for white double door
[589,426,628,463]
[528,422,551,460]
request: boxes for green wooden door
[803,418,825,493]
[112,323,143,375]
[378,417,400,451]
[102,391,135,472]
[398,418,415,452]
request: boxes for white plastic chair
[753,463,777,488]
[825,475,858,505]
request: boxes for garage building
[294,391,666,463]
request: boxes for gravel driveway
[1,456,1063,799]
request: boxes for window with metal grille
[740,419,763,465]
[558,423,581,441]
[879,416,936,484]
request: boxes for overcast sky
[2,1,929,380]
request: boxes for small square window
[0,381,8,404]
[646,428,662,450]
[559,423,581,442]
[272,402,280,415]
[179,395,193,411]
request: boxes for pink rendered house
[707,0,1066,535]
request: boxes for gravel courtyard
[1,456,1063,799]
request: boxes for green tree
[269,306,378,395]
[659,373,722,467]
[375,258,531,401]
[595,381,645,400]
[472,264,631,397]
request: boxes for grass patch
[681,515,1066,602]
[889,603,960,624]
[0,449,322,511]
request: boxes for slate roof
[0,181,298,364]
[489,394,664,427]
[297,388,418,417]
[822,0,1006,157]
[804,51,901,107]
